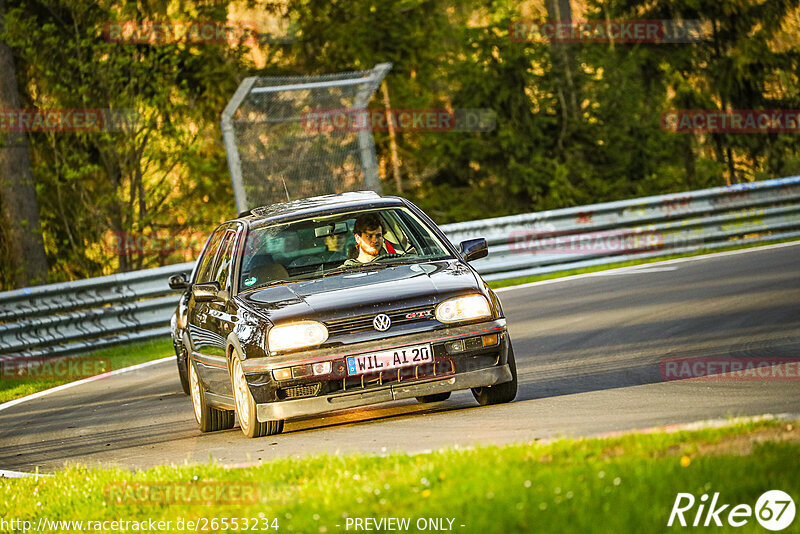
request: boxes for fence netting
[222,64,391,213]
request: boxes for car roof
[238,191,406,228]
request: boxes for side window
[195,230,223,284]
[382,211,413,253]
[213,230,237,290]
[396,210,440,255]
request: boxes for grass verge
[1,418,797,533]
[487,237,800,289]
[0,337,174,404]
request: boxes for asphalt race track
[1,243,799,473]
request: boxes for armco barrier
[1,176,799,360]
[457,175,800,281]
[0,263,193,361]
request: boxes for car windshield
[238,207,454,292]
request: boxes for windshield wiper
[247,279,292,290]
[374,257,426,266]
[321,262,389,278]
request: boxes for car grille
[338,357,455,392]
[279,383,321,399]
[324,305,436,337]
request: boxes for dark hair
[353,213,384,236]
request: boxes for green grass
[487,237,800,289]
[0,337,173,404]
[1,419,797,533]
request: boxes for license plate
[346,343,433,376]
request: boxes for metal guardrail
[446,175,800,281]
[1,176,799,360]
[0,263,193,361]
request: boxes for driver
[344,213,397,265]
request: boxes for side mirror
[192,281,221,302]
[459,238,488,262]
[168,273,189,290]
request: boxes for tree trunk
[546,0,578,122]
[725,146,736,184]
[100,150,130,272]
[0,0,49,287]
[381,81,402,193]
[682,135,696,189]
[712,136,731,186]
[546,0,580,155]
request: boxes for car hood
[237,260,480,324]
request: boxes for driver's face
[360,227,383,248]
[356,226,383,256]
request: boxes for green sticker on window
[244,276,257,286]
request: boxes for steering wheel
[375,252,404,261]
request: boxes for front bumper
[256,364,511,421]
[241,319,511,422]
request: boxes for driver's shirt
[341,252,385,267]
[341,240,398,267]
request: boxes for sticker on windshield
[244,276,257,286]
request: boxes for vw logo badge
[373,313,392,332]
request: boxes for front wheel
[230,353,284,438]
[189,359,235,432]
[472,342,518,406]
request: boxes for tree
[3,0,245,282]
[0,0,48,288]
[607,0,800,185]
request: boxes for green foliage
[603,0,800,185]
[1,0,241,284]
[1,0,800,285]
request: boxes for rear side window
[212,230,237,290]
[194,230,223,283]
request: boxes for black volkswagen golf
[169,191,517,438]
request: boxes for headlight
[267,321,328,352]
[435,294,492,323]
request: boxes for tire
[416,392,451,403]
[472,342,518,406]
[230,352,284,438]
[176,344,190,396]
[189,359,235,432]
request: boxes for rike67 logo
[669,490,795,531]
